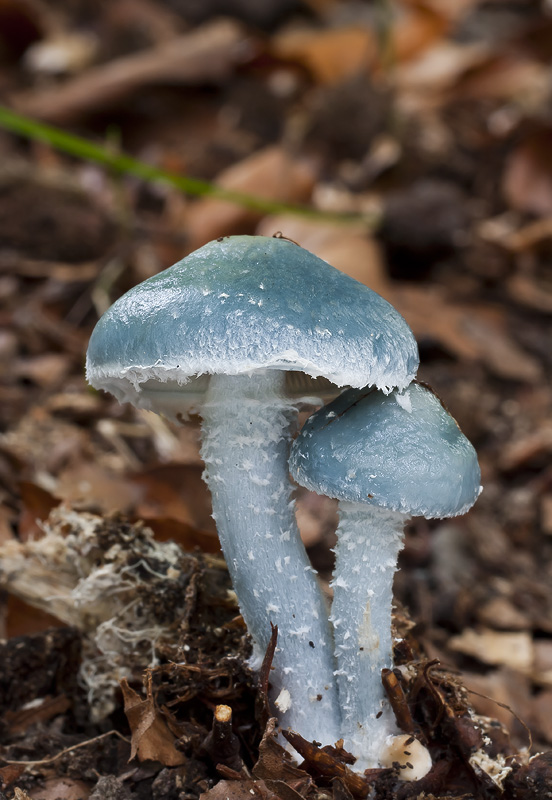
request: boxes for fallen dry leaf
[14,354,70,389]
[503,128,552,216]
[121,675,186,766]
[271,26,375,85]
[532,640,552,688]
[406,0,481,24]
[498,426,552,472]
[395,41,490,109]
[200,778,277,800]
[391,1,451,64]
[531,689,552,744]
[0,764,25,791]
[183,146,316,250]
[18,481,60,541]
[252,718,313,795]
[143,516,220,554]
[393,285,542,382]
[449,627,534,672]
[542,495,552,537]
[5,594,65,638]
[451,52,549,106]
[132,463,215,532]
[5,694,71,736]
[463,668,532,737]
[27,778,91,800]
[506,271,552,313]
[0,503,17,544]
[476,595,529,632]
[56,462,142,515]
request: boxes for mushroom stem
[330,502,406,770]
[200,370,340,745]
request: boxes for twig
[9,21,245,123]
[2,730,130,767]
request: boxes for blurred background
[0,0,551,758]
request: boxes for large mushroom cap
[86,236,418,415]
[290,382,481,518]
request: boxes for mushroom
[289,381,481,769]
[86,234,419,745]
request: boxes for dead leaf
[45,391,104,422]
[531,689,552,744]
[395,41,490,107]
[18,481,60,541]
[391,2,451,64]
[393,285,542,382]
[183,146,316,250]
[463,668,532,736]
[132,464,216,532]
[0,503,16,544]
[14,354,70,389]
[542,495,552,536]
[449,628,534,672]
[200,778,277,800]
[271,27,376,85]
[533,640,552,688]
[503,129,552,216]
[0,764,25,791]
[476,596,529,632]
[27,777,91,799]
[272,4,448,86]
[121,675,186,766]
[143,516,220,554]
[499,426,552,472]
[56,462,142,515]
[5,694,71,736]
[6,593,65,637]
[253,719,312,795]
[403,0,480,25]
[506,271,552,313]
[449,52,549,106]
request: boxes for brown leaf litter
[0,507,548,799]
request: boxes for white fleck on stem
[200,371,340,745]
[330,502,407,770]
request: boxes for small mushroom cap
[86,236,418,414]
[289,382,481,518]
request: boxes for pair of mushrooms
[87,235,481,777]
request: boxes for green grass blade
[0,105,377,226]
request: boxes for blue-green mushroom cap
[290,382,481,518]
[86,236,419,415]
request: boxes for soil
[0,1,551,798]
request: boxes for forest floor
[0,1,552,798]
